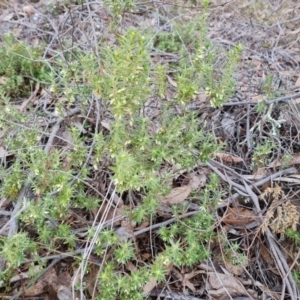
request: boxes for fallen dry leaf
[221,113,235,137]
[51,271,72,292]
[1,12,15,21]
[216,153,243,163]
[186,172,207,189]
[295,74,300,87]
[251,94,264,102]
[159,171,207,204]
[134,220,149,231]
[222,206,257,227]
[254,281,280,300]
[10,266,42,284]
[72,119,87,134]
[25,268,57,296]
[225,261,247,276]
[182,270,203,292]
[0,76,8,84]
[57,286,72,300]
[159,185,191,204]
[0,146,9,158]
[253,168,269,176]
[96,200,124,224]
[208,272,247,299]
[86,264,100,298]
[196,92,208,103]
[268,153,300,168]
[101,120,111,131]
[143,276,157,295]
[126,261,138,271]
[167,75,177,87]
[171,267,203,293]
[23,5,35,16]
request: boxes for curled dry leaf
[159,185,191,205]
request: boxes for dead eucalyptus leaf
[86,264,100,298]
[208,272,247,299]
[101,120,111,131]
[295,74,300,87]
[24,268,57,296]
[254,281,280,300]
[187,172,207,189]
[57,286,72,300]
[182,270,203,292]
[222,206,257,226]
[143,276,157,295]
[221,112,235,137]
[126,261,138,271]
[23,5,35,16]
[10,266,42,284]
[72,120,87,134]
[167,75,177,87]
[0,76,8,84]
[2,13,15,21]
[269,153,300,168]
[97,201,124,224]
[216,153,243,163]
[159,185,191,205]
[116,225,133,242]
[226,261,247,276]
[0,146,9,158]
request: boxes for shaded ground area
[0,0,300,299]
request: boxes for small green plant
[262,75,282,98]
[280,154,293,169]
[286,229,300,246]
[104,0,137,18]
[251,139,274,169]
[292,270,300,288]
[223,242,247,266]
[0,34,51,98]
[0,232,37,269]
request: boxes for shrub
[0,0,241,297]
